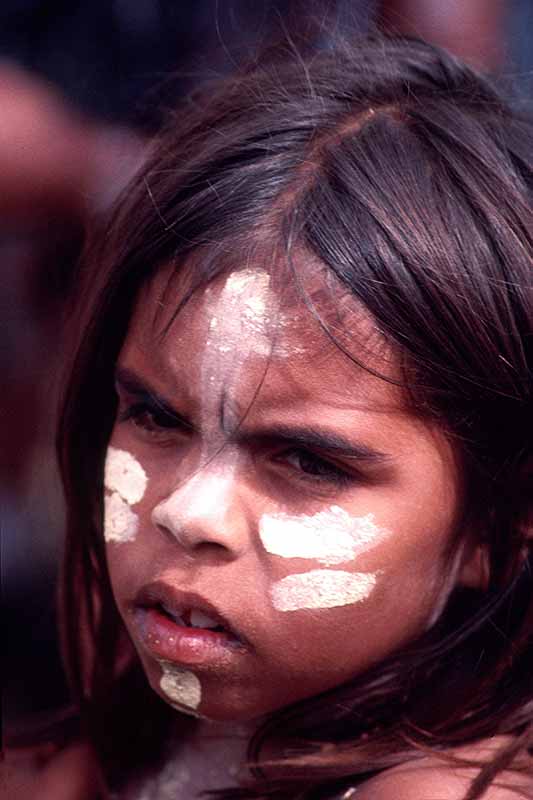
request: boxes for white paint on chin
[103,447,148,543]
[103,491,139,542]
[159,661,202,714]
[259,507,389,566]
[271,569,377,611]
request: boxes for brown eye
[282,448,354,488]
[121,402,181,433]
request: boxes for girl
[52,36,533,799]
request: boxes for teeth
[189,609,220,629]
[161,604,186,626]
[159,603,224,631]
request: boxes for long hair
[57,36,533,799]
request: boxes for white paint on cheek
[159,660,202,714]
[104,446,147,504]
[103,447,148,543]
[259,507,389,566]
[103,491,139,543]
[271,569,377,611]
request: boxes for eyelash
[119,401,183,435]
[119,400,355,489]
[279,447,355,489]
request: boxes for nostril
[151,489,248,556]
[151,494,184,538]
[193,539,231,555]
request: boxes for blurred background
[3,0,533,741]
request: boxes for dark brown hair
[57,36,533,799]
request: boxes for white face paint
[259,507,389,566]
[159,660,202,714]
[104,447,147,543]
[215,268,272,344]
[271,569,378,611]
[103,491,138,543]
[152,269,275,537]
[151,469,237,544]
[104,446,147,504]
[204,268,300,368]
[203,268,275,384]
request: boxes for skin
[105,261,481,723]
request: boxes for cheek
[104,492,139,543]
[103,445,151,594]
[259,507,390,566]
[103,446,148,543]
[261,505,455,666]
[263,555,448,687]
[259,506,390,612]
[271,569,378,611]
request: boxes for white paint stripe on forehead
[259,508,389,566]
[271,569,377,611]
[149,273,270,534]
[159,661,202,714]
[224,269,272,338]
[104,447,147,505]
[153,268,290,536]
[197,270,274,475]
[204,268,274,381]
[104,491,139,543]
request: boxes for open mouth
[133,583,249,664]
[159,604,229,635]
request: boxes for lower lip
[133,607,246,666]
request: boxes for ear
[512,457,533,571]
[458,463,533,591]
[457,541,490,591]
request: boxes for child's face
[104,264,470,721]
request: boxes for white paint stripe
[271,569,378,611]
[152,269,274,537]
[259,508,388,566]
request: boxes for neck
[162,716,258,797]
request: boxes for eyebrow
[235,424,390,463]
[115,367,390,463]
[114,367,193,426]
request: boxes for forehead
[121,258,404,417]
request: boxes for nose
[151,464,249,558]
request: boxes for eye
[281,447,354,488]
[120,401,184,436]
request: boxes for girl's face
[104,264,475,721]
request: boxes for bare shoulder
[354,737,533,800]
[2,739,97,800]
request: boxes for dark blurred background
[3,0,533,740]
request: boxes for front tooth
[190,609,219,629]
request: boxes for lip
[132,581,250,667]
